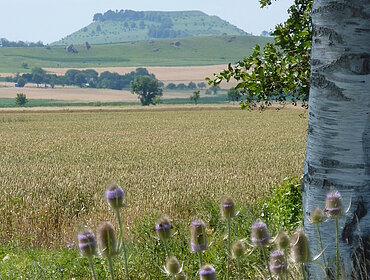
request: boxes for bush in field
[15,93,28,106]
[190,90,200,104]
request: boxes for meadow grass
[0,35,271,73]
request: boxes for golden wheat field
[0,107,307,248]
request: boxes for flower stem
[115,208,130,280]
[108,257,115,280]
[335,217,340,280]
[301,264,306,280]
[163,239,170,258]
[262,247,272,279]
[198,251,203,269]
[227,218,231,280]
[87,257,97,280]
[236,258,241,280]
[284,248,288,280]
[316,223,328,277]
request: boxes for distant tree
[31,67,46,87]
[139,20,146,29]
[21,62,28,69]
[16,77,26,88]
[83,27,88,32]
[93,13,103,22]
[197,82,206,89]
[209,85,220,95]
[187,82,197,90]
[176,83,187,90]
[227,87,242,102]
[166,83,177,90]
[130,76,163,106]
[190,90,200,104]
[205,89,212,95]
[96,25,102,32]
[15,93,28,106]
[124,22,129,29]
[85,41,91,51]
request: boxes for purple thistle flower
[269,250,286,275]
[190,220,208,252]
[155,216,173,241]
[199,264,217,280]
[251,220,270,246]
[77,228,97,257]
[221,197,235,219]
[325,191,343,217]
[105,182,124,210]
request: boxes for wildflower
[176,271,187,280]
[221,197,235,219]
[231,240,245,259]
[97,221,117,258]
[291,228,310,263]
[190,220,208,252]
[325,191,342,217]
[269,250,286,275]
[105,182,124,210]
[155,216,173,241]
[199,264,217,280]
[251,220,270,246]
[310,207,324,224]
[275,231,290,250]
[165,256,182,275]
[78,228,97,257]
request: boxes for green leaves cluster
[208,0,312,109]
[130,76,163,106]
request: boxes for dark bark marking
[363,115,370,176]
[342,197,367,245]
[311,59,321,66]
[312,25,343,44]
[311,3,369,19]
[320,158,340,168]
[311,72,351,101]
[317,53,370,75]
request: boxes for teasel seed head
[310,207,324,224]
[251,220,270,246]
[231,240,245,259]
[77,227,97,257]
[199,264,217,280]
[190,220,208,252]
[155,216,173,241]
[176,271,187,280]
[105,182,124,210]
[221,197,235,219]
[166,256,182,275]
[269,250,286,275]
[290,228,310,264]
[275,231,290,250]
[97,221,117,258]
[325,191,343,218]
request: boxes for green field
[0,35,271,73]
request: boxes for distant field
[0,107,307,248]
[0,35,271,73]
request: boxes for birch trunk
[302,0,370,279]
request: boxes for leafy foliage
[190,90,200,104]
[130,76,163,105]
[227,87,242,102]
[15,93,28,106]
[208,0,312,109]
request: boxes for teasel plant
[155,216,173,257]
[105,182,130,280]
[190,220,208,269]
[231,240,245,280]
[78,227,98,280]
[220,197,236,280]
[269,250,286,280]
[199,264,217,280]
[97,221,118,280]
[161,256,184,280]
[274,231,290,280]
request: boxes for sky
[0,0,292,44]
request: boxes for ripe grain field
[0,107,307,249]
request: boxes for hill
[54,10,247,45]
[0,35,272,73]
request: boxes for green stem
[227,218,231,280]
[301,264,306,280]
[88,257,97,280]
[335,217,340,280]
[116,208,130,280]
[163,239,170,258]
[262,247,272,280]
[108,257,115,280]
[316,224,328,277]
[236,258,241,280]
[284,248,288,280]
[198,251,203,269]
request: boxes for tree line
[0,38,45,48]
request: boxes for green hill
[54,10,247,45]
[0,35,272,73]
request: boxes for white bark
[303,0,370,279]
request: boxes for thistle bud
[251,220,270,246]
[97,221,117,258]
[166,256,181,275]
[105,182,124,210]
[221,197,235,219]
[269,250,286,275]
[155,216,173,241]
[310,207,324,224]
[325,191,342,217]
[190,220,208,252]
[176,271,187,280]
[275,231,290,250]
[78,228,97,257]
[199,264,217,280]
[290,228,310,263]
[231,240,245,259]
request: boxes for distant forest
[0,38,46,48]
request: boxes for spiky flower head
[176,271,187,280]
[199,264,217,280]
[290,228,310,263]
[78,227,97,257]
[310,207,324,224]
[97,221,117,258]
[251,220,271,246]
[105,182,124,210]
[269,250,286,275]
[231,240,245,259]
[221,197,235,219]
[166,256,182,275]
[325,191,342,217]
[275,231,290,250]
[155,216,173,241]
[190,220,208,252]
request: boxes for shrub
[15,93,28,106]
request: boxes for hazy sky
[0,0,292,43]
